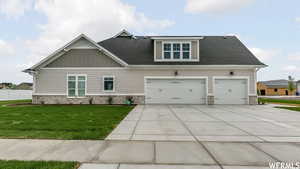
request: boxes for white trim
[154,40,157,62]
[151,37,204,40]
[128,65,267,69]
[212,76,251,104]
[32,74,36,94]
[103,75,115,93]
[41,67,126,70]
[33,93,66,96]
[86,93,144,96]
[27,34,128,71]
[67,74,87,98]
[253,69,257,95]
[40,65,266,70]
[33,93,145,96]
[197,40,200,61]
[144,76,209,104]
[66,47,98,50]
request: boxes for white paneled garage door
[214,79,248,104]
[145,78,207,104]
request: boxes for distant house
[15,83,33,90]
[0,83,13,89]
[257,79,297,96]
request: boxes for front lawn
[0,160,78,169]
[277,106,300,112]
[258,98,300,105]
[0,100,134,140]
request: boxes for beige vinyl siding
[46,49,122,67]
[35,68,256,95]
[155,41,163,60]
[191,41,198,60]
[155,40,199,60]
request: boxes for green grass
[0,100,134,140]
[277,106,300,112]
[0,99,32,106]
[258,98,300,105]
[0,160,78,169]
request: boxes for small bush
[126,96,134,105]
[108,97,113,105]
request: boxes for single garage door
[214,79,248,104]
[145,78,206,104]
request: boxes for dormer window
[162,42,191,61]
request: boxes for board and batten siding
[34,68,256,95]
[155,40,199,60]
[46,49,122,67]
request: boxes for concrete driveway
[107,105,300,142]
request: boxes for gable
[46,49,122,67]
[65,37,97,49]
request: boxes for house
[0,83,13,89]
[257,79,297,96]
[24,30,266,105]
[15,82,33,90]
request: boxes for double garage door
[145,78,248,104]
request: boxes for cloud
[0,40,14,57]
[282,65,300,72]
[185,0,254,14]
[25,0,174,63]
[0,0,33,18]
[288,52,300,61]
[296,17,300,23]
[249,47,279,62]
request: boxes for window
[103,76,114,92]
[163,44,171,59]
[162,42,191,60]
[182,43,190,59]
[173,43,181,59]
[68,75,86,97]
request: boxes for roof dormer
[152,37,203,62]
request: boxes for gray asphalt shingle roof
[259,79,296,88]
[98,36,266,66]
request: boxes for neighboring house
[24,30,266,105]
[257,79,297,96]
[15,82,33,90]
[0,83,13,89]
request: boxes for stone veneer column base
[32,95,145,105]
[249,95,258,105]
[207,95,214,105]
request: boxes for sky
[0,0,299,84]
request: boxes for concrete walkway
[1,139,300,167]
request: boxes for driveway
[107,105,300,142]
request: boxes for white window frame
[103,75,115,92]
[161,41,192,61]
[67,74,87,98]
